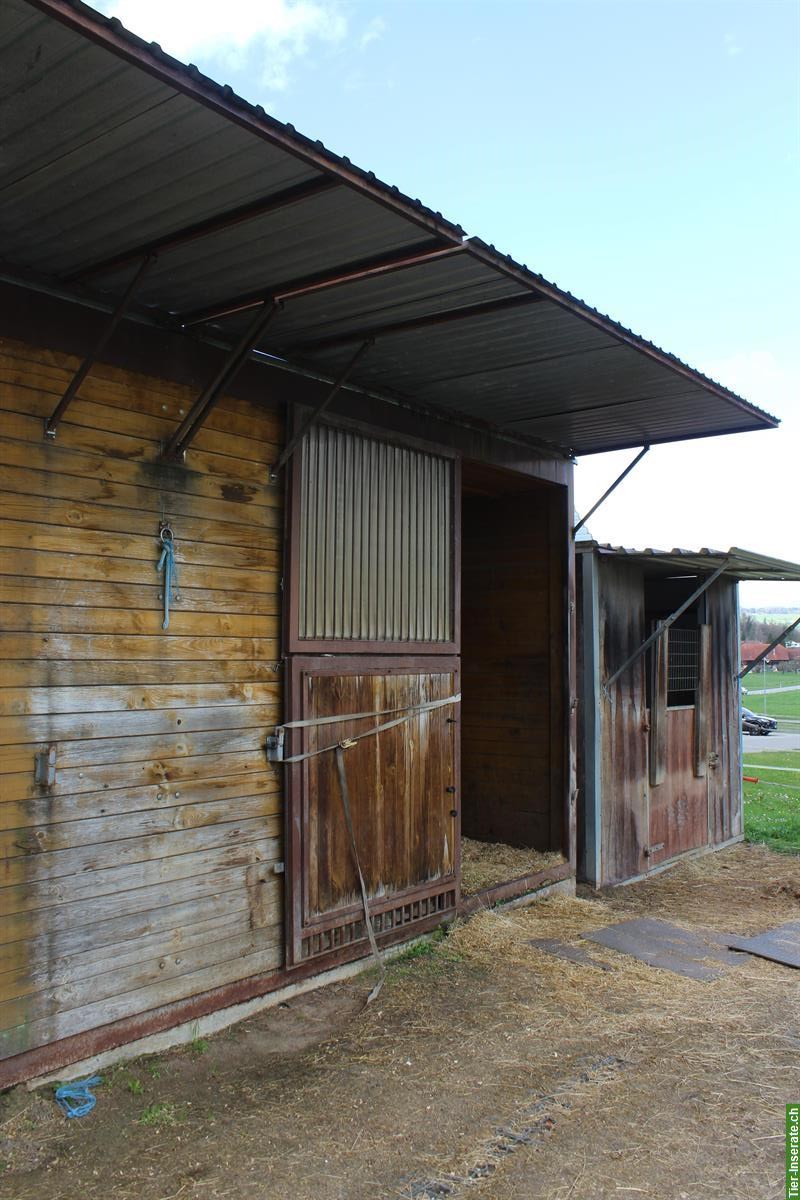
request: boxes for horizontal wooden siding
[0,337,284,1063]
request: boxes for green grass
[742,670,800,692]
[743,749,800,854]
[138,1101,180,1127]
[741,671,800,720]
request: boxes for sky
[94,0,800,611]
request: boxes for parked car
[742,707,778,735]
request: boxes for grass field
[741,670,800,720]
[743,749,800,853]
[741,669,800,692]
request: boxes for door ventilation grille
[301,887,456,961]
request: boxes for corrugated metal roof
[0,0,780,456]
[577,544,800,582]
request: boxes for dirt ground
[1,843,798,1200]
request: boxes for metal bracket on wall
[572,444,649,538]
[44,255,155,439]
[603,560,731,696]
[162,299,281,461]
[268,339,373,481]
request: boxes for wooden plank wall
[598,560,649,884]
[706,578,742,844]
[0,336,285,1063]
[460,489,565,851]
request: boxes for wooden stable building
[576,544,800,887]
[0,0,779,1086]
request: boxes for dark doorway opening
[459,461,569,900]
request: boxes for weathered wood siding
[590,562,742,885]
[597,561,648,883]
[461,489,566,852]
[706,578,742,844]
[0,337,284,1063]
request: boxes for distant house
[741,642,793,672]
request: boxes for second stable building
[0,0,782,1086]
[577,544,800,887]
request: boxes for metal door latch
[266,729,285,762]
[34,745,57,790]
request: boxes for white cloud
[360,16,386,51]
[96,0,346,89]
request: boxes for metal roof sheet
[0,0,780,456]
[577,544,800,582]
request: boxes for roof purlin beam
[281,290,546,355]
[67,176,340,283]
[180,242,465,326]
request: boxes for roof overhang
[577,543,800,583]
[0,0,780,456]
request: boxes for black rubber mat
[582,917,748,980]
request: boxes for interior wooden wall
[0,337,285,1063]
[460,488,565,852]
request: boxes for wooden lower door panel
[648,707,709,866]
[286,657,459,966]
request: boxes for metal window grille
[667,627,699,705]
[298,424,453,642]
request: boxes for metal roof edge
[23,0,466,246]
[588,543,800,581]
[463,238,780,432]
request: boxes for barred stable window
[667,626,700,707]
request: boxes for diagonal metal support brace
[44,254,154,439]
[603,559,730,696]
[573,444,649,537]
[162,299,280,461]
[268,339,373,481]
[738,614,800,680]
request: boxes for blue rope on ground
[54,1075,103,1118]
[156,525,177,630]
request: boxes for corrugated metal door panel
[297,425,453,644]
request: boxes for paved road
[744,684,800,695]
[743,731,800,754]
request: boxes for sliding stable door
[284,423,460,968]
